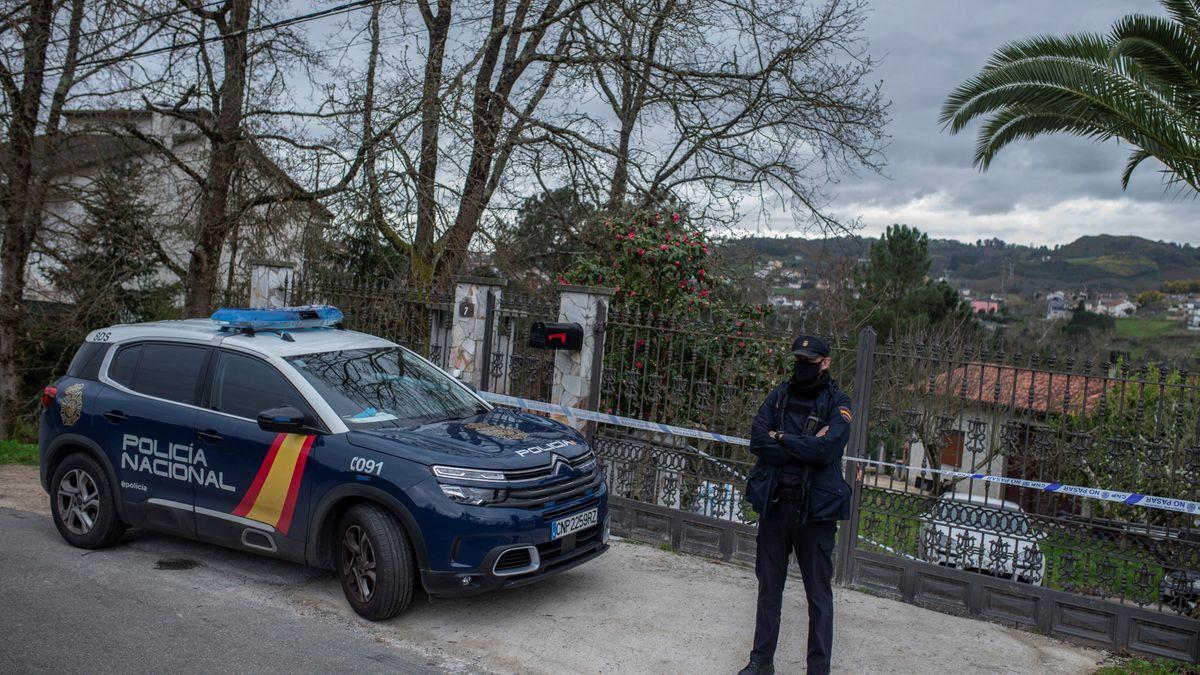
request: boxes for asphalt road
[0,507,447,674]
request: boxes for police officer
[738,335,852,675]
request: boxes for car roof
[86,319,398,358]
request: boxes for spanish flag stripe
[273,435,315,536]
[243,434,310,528]
[232,433,287,518]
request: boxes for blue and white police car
[38,306,609,619]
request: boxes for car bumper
[421,519,610,597]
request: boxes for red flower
[635,361,644,369]
[700,290,710,297]
[637,248,645,255]
[660,244,668,250]
[627,232,636,239]
[672,212,680,222]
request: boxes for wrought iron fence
[599,307,856,439]
[853,335,1200,620]
[489,289,559,399]
[283,270,454,368]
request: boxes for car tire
[336,503,414,621]
[49,453,126,549]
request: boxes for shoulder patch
[838,406,852,422]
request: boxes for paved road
[0,469,1106,675]
[0,508,446,674]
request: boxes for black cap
[790,334,829,359]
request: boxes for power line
[0,0,227,59]
[6,0,388,79]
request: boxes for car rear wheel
[336,503,414,620]
[50,453,125,549]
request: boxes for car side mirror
[257,405,309,433]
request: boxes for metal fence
[272,270,454,368]
[840,333,1200,660]
[490,289,559,399]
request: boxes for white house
[1045,291,1072,321]
[13,108,330,306]
[1088,296,1136,317]
[901,363,1105,514]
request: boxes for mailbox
[528,321,584,350]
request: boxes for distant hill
[726,234,1200,294]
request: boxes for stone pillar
[447,277,505,388]
[552,285,614,433]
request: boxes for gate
[836,328,1200,662]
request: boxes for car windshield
[285,347,486,428]
[931,500,1032,536]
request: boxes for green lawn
[1115,317,1188,338]
[0,439,38,465]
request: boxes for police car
[38,306,609,619]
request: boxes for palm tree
[941,0,1200,194]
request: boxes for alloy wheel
[340,525,377,603]
[57,468,100,536]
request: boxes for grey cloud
[817,0,1200,245]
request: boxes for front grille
[504,451,596,481]
[496,452,601,511]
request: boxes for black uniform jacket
[745,379,853,521]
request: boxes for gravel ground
[0,465,1106,674]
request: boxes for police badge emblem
[464,422,528,441]
[60,383,84,427]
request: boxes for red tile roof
[931,364,1107,415]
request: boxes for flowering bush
[562,211,788,435]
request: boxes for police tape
[478,392,751,446]
[479,391,1200,517]
[843,457,1200,517]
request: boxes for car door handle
[102,410,127,423]
[197,429,224,444]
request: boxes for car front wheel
[50,453,125,549]
[336,503,414,620]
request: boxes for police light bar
[210,305,344,330]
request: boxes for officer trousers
[750,498,837,675]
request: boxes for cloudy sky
[774,0,1199,247]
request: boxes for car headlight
[432,465,506,482]
[439,484,504,505]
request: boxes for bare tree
[332,0,597,287]
[550,0,888,229]
[0,0,168,435]
[117,0,399,316]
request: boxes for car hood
[344,408,590,469]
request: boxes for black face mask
[792,359,824,388]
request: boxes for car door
[97,341,210,537]
[192,349,321,561]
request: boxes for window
[286,347,484,429]
[68,342,110,381]
[108,344,141,389]
[118,343,207,405]
[210,351,308,420]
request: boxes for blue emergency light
[210,305,344,331]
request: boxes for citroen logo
[549,454,570,476]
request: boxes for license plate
[551,508,598,540]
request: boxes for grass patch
[1095,656,1200,675]
[0,439,37,465]
[1115,318,1187,338]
